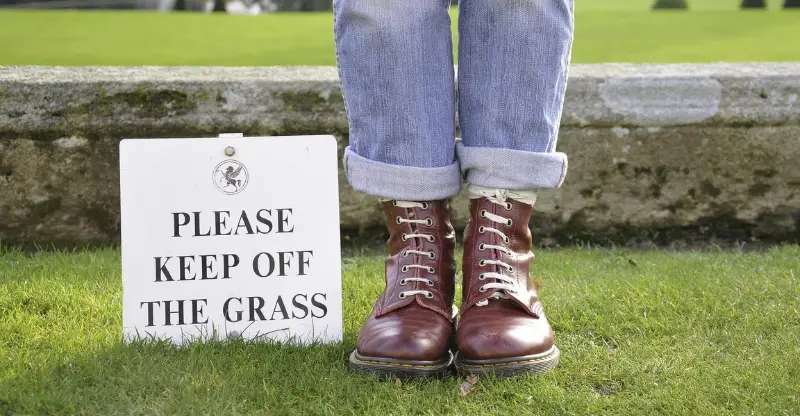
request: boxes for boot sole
[454,345,560,379]
[348,350,454,380]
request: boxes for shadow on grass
[0,336,400,414]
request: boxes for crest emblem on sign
[213,160,249,195]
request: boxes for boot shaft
[375,200,457,320]
[461,197,542,317]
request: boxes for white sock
[467,184,538,206]
[378,198,426,208]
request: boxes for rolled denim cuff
[456,142,568,190]
[343,147,463,201]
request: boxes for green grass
[1,246,798,414]
[0,5,798,66]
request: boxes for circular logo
[213,160,249,195]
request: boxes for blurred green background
[0,0,798,66]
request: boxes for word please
[171,208,295,237]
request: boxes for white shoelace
[387,200,437,300]
[468,186,537,307]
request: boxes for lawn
[1,246,798,414]
[0,4,799,66]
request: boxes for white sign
[119,135,342,345]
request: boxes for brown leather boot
[349,200,457,379]
[455,196,559,378]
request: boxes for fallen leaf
[628,258,638,267]
[395,378,402,387]
[533,278,545,289]
[460,375,480,397]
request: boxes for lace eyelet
[478,274,486,280]
[478,226,485,234]
[424,292,434,299]
[421,202,429,209]
[480,209,487,218]
[398,293,407,299]
[426,280,434,287]
[504,237,510,244]
[479,286,487,293]
[392,201,398,206]
[395,216,402,224]
[401,233,408,241]
[427,267,435,273]
[427,236,435,242]
[505,203,513,211]
[507,266,514,273]
[426,218,433,226]
[479,260,486,266]
[506,219,513,227]
[401,265,409,272]
[399,279,407,285]
[428,252,436,260]
[402,250,409,257]
[479,243,486,251]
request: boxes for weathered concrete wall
[1,64,798,247]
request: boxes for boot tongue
[376,293,452,320]
[475,292,539,318]
[476,291,510,307]
[413,296,452,320]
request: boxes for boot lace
[474,194,519,307]
[393,200,437,300]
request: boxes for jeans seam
[557,155,568,188]
[332,0,354,154]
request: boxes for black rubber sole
[348,350,454,380]
[454,345,560,379]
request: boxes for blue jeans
[334,0,574,201]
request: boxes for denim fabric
[334,0,574,200]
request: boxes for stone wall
[0,64,798,247]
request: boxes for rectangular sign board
[120,135,342,345]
